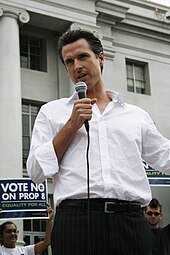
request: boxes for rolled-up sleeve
[27,105,59,183]
[141,112,170,174]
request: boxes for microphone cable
[75,82,91,254]
[85,123,91,255]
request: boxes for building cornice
[95,0,170,37]
[0,0,98,28]
[96,0,129,24]
[0,4,30,24]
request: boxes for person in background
[27,28,170,255]
[0,205,53,255]
[144,198,163,255]
[144,198,170,255]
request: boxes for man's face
[144,206,163,228]
[62,38,104,89]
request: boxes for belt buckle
[104,202,116,213]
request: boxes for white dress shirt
[27,91,170,207]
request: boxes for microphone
[75,82,89,132]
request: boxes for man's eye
[79,55,88,60]
[65,59,73,65]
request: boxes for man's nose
[74,59,82,70]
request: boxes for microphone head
[75,82,89,131]
[75,82,87,93]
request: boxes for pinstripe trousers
[51,206,152,255]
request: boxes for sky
[147,0,170,6]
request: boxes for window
[126,59,150,95]
[22,101,44,168]
[24,219,48,255]
[20,34,47,71]
[23,194,53,255]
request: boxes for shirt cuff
[34,140,59,177]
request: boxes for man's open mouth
[77,72,86,78]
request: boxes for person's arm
[53,97,97,162]
[27,97,96,182]
[141,111,170,173]
[52,116,80,162]
[34,206,54,255]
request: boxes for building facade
[0,0,170,252]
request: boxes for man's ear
[143,210,147,218]
[99,52,104,64]
[160,212,163,220]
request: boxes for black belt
[58,199,141,214]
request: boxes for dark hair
[147,198,162,211]
[0,221,17,245]
[58,28,103,71]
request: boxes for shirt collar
[66,90,125,106]
[66,92,79,104]
[106,90,125,106]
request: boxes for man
[144,198,163,255]
[27,28,170,255]
[0,206,53,255]
[144,198,163,230]
[144,198,170,255]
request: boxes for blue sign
[143,162,170,186]
[0,178,48,219]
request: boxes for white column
[0,6,30,178]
